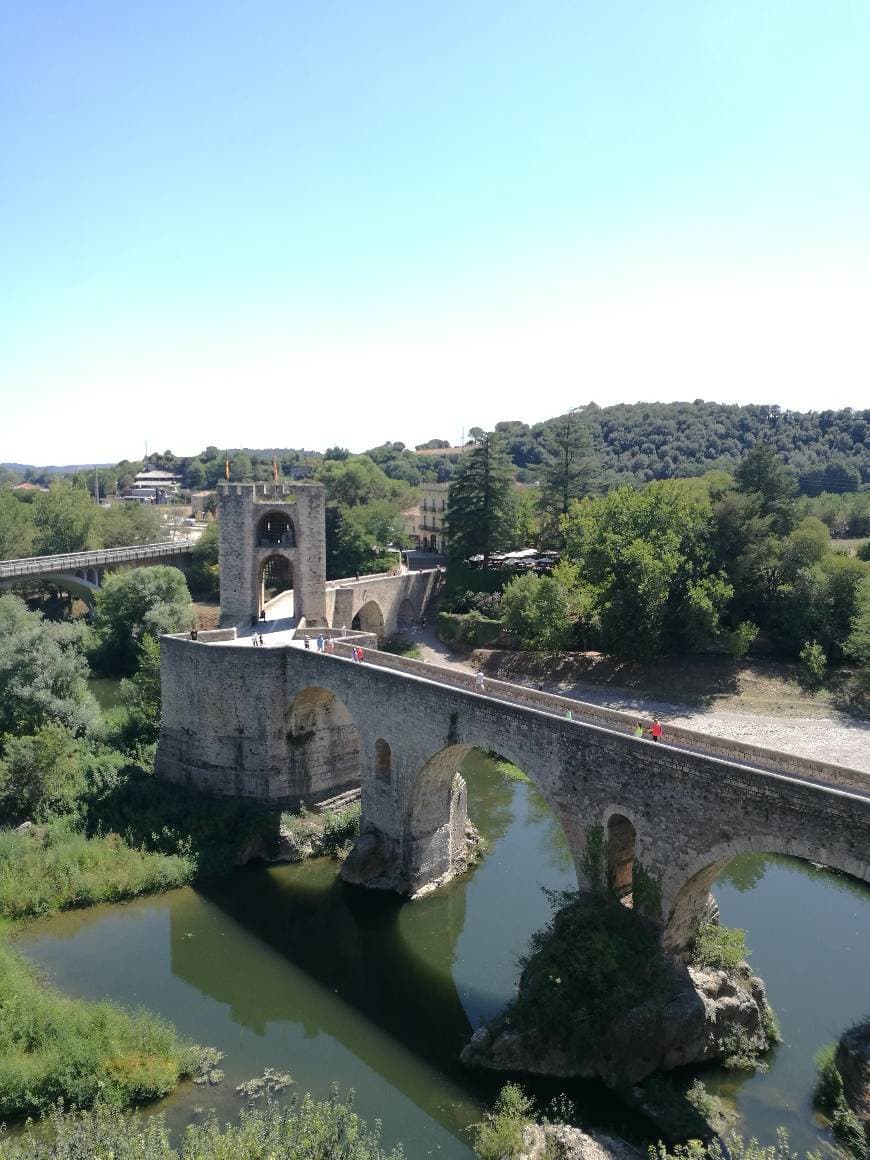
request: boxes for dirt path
[402,628,870,773]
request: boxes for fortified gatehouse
[218,482,327,628]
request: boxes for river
[13,752,870,1156]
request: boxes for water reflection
[705,852,870,1156]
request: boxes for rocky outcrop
[519,1123,644,1160]
[836,1020,870,1128]
[461,960,771,1085]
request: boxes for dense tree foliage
[0,595,100,737]
[445,434,516,567]
[89,566,195,675]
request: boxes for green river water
[13,751,870,1156]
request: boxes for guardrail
[0,540,193,579]
[325,567,442,589]
[328,640,870,797]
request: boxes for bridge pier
[342,769,471,898]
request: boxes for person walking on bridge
[475,671,485,691]
[650,718,663,743]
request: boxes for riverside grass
[0,819,194,920]
[0,939,204,1119]
[0,1091,405,1159]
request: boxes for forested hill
[493,401,869,492]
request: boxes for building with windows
[408,482,448,553]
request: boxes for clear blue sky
[2,1,868,463]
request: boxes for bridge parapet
[0,540,193,581]
[328,641,870,795]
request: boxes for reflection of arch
[257,511,296,547]
[397,599,416,630]
[375,739,392,782]
[260,555,293,604]
[286,687,360,800]
[352,600,385,641]
[606,813,636,901]
[664,834,870,955]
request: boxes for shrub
[507,892,668,1064]
[691,922,748,971]
[437,611,503,649]
[0,1088,404,1159]
[472,1082,534,1160]
[799,640,827,688]
[814,1043,867,1158]
[725,621,759,658]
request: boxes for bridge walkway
[0,539,194,582]
[322,638,870,801]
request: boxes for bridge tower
[218,482,327,627]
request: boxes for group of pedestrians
[250,633,265,647]
[634,718,663,742]
[302,633,335,654]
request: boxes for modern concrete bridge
[156,632,870,954]
[0,540,194,599]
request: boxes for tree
[229,452,253,482]
[118,635,163,745]
[0,492,34,560]
[31,480,98,555]
[563,484,732,660]
[185,459,206,490]
[538,411,598,548]
[187,520,220,599]
[0,723,89,821]
[501,572,575,650]
[733,444,797,534]
[0,595,100,739]
[98,503,161,548]
[445,433,516,566]
[90,566,195,675]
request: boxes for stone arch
[663,834,870,957]
[401,742,575,898]
[286,686,360,802]
[375,738,392,782]
[606,812,636,902]
[74,569,85,580]
[352,600,385,641]
[260,554,293,606]
[397,598,416,630]
[87,568,98,586]
[257,510,296,548]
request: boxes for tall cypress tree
[538,410,598,548]
[445,433,515,566]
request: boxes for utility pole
[94,464,99,505]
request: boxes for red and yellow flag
[273,457,279,482]
[225,452,230,480]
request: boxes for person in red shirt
[651,719,663,742]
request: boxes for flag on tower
[273,457,279,482]
[225,452,230,480]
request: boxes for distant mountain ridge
[2,463,114,475]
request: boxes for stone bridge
[0,541,194,601]
[156,636,870,954]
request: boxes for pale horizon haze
[2,2,868,465]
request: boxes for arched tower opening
[257,511,296,548]
[260,555,293,607]
[607,813,636,903]
[286,687,360,802]
[352,600,385,641]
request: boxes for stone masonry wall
[156,636,870,948]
